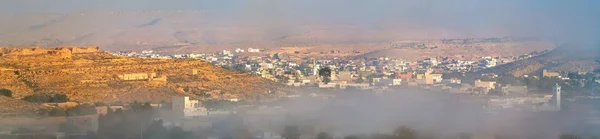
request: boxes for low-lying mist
[272,88,572,139]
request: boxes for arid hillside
[356,38,555,61]
[0,96,42,117]
[469,44,600,77]
[0,46,283,104]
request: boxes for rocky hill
[0,46,283,105]
[355,38,554,61]
[468,44,600,78]
[0,11,536,55]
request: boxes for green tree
[22,93,69,103]
[585,73,596,80]
[52,94,69,102]
[0,88,12,97]
[282,125,301,139]
[568,72,583,79]
[203,100,237,110]
[319,67,332,84]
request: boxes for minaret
[554,83,561,111]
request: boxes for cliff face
[0,47,282,103]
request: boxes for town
[1,47,598,139]
[74,47,599,139]
[107,47,600,111]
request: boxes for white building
[235,48,245,53]
[222,50,232,55]
[377,79,402,86]
[554,83,561,111]
[482,58,497,68]
[392,79,402,86]
[172,96,207,118]
[188,53,204,59]
[341,83,371,89]
[248,48,261,53]
[141,50,154,54]
[318,83,338,88]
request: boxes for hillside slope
[468,44,600,78]
[0,96,42,117]
[356,38,554,61]
[0,46,283,104]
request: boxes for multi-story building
[474,80,497,90]
[172,96,207,118]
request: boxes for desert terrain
[470,44,600,78]
[0,11,555,60]
[0,46,282,110]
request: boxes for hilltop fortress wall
[0,46,99,56]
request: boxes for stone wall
[0,46,99,57]
[542,69,560,78]
[118,73,156,81]
[0,46,49,56]
[56,46,99,54]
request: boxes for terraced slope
[0,47,283,104]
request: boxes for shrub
[39,104,97,117]
[22,93,69,103]
[0,88,12,97]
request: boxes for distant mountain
[0,11,514,54]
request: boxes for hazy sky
[1,0,599,44]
